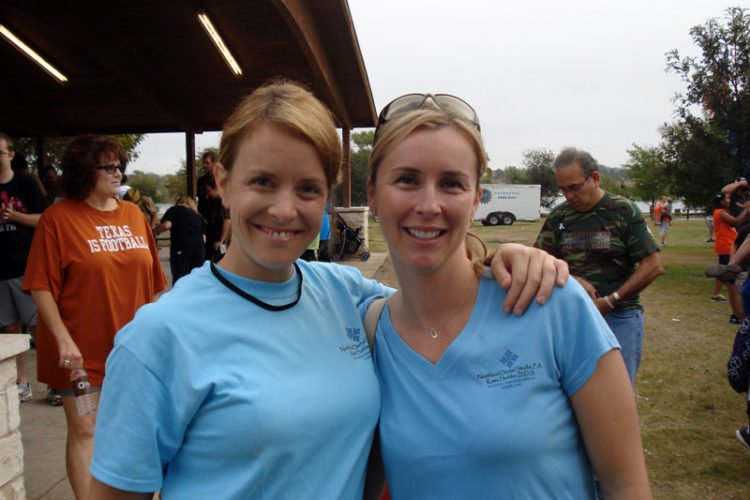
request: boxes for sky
[128,0,740,177]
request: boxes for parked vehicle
[475,184,541,226]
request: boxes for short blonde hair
[369,108,489,275]
[175,195,198,213]
[219,79,342,189]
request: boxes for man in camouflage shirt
[534,147,663,383]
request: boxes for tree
[521,148,558,208]
[127,170,169,203]
[12,134,144,172]
[334,130,373,206]
[665,7,750,178]
[624,144,671,210]
[660,117,733,209]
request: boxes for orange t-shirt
[713,208,737,255]
[653,202,664,225]
[23,198,166,388]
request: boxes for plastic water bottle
[71,369,97,416]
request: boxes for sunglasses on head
[374,93,480,140]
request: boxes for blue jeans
[604,309,644,384]
[741,277,750,317]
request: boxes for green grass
[367,216,750,499]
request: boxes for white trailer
[475,184,541,225]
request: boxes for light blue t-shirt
[91,261,392,499]
[371,277,619,499]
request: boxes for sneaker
[737,425,750,453]
[731,314,743,324]
[17,383,32,403]
[707,238,715,242]
[706,263,742,282]
[711,295,729,302]
[46,388,62,406]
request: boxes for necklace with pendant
[419,276,478,339]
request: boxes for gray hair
[553,147,598,176]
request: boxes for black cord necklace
[209,258,303,311]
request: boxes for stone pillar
[333,206,370,260]
[0,335,30,499]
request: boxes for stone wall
[0,335,29,499]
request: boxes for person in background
[706,212,715,243]
[197,151,230,261]
[41,165,64,204]
[117,174,130,199]
[728,315,750,454]
[535,147,663,384]
[87,80,569,500]
[153,196,206,284]
[658,197,673,247]
[0,132,48,403]
[122,187,158,230]
[23,134,166,499]
[722,178,750,229]
[366,93,651,498]
[318,202,332,262]
[653,195,665,229]
[710,192,747,324]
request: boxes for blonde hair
[369,108,489,276]
[175,195,198,213]
[219,79,342,190]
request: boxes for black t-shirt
[161,205,206,248]
[734,224,750,271]
[730,190,750,227]
[0,173,49,279]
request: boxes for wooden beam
[186,133,196,199]
[342,128,351,207]
[271,0,352,129]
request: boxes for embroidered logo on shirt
[500,349,519,368]
[476,350,542,389]
[346,327,361,342]
[338,326,370,360]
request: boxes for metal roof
[0,0,376,138]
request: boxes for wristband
[613,291,622,302]
[604,295,614,309]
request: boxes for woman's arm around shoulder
[570,351,652,499]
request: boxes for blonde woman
[366,94,652,499]
[154,196,206,284]
[88,81,567,499]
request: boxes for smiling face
[367,125,480,275]
[215,122,328,282]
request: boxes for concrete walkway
[19,249,387,499]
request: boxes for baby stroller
[332,214,371,261]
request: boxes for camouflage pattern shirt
[534,192,659,311]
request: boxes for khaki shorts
[0,276,37,328]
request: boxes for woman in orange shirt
[712,192,748,322]
[23,135,166,499]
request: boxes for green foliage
[12,134,144,173]
[664,6,750,197]
[661,117,734,210]
[127,170,170,203]
[334,130,373,206]
[165,167,188,201]
[521,148,558,208]
[625,144,671,207]
[598,174,629,198]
